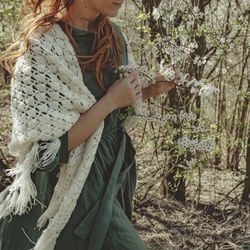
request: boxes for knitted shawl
[0,23,142,250]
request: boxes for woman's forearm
[67,94,115,151]
[141,85,158,102]
[142,76,176,102]
[68,71,141,151]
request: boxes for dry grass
[129,119,249,250]
[133,197,249,250]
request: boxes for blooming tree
[117,0,249,202]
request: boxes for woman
[0,0,177,249]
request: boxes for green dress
[0,22,147,250]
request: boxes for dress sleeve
[37,132,69,172]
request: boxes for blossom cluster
[134,0,236,172]
[199,85,220,97]
[185,78,220,97]
[186,158,197,168]
[179,110,197,122]
[138,110,178,124]
[161,67,176,82]
[152,1,204,27]
[146,0,233,100]
[152,37,198,65]
[177,135,215,153]
[115,64,177,88]
[115,65,155,88]
[138,110,210,133]
[134,109,215,165]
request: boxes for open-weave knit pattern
[0,23,142,250]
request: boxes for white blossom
[215,49,223,56]
[232,24,241,31]
[186,158,197,168]
[229,43,234,49]
[193,122,208,133]
[220,38,225,44]
[222,68,227,75]
[199,85,220,97]
[207,61,214,67]
[193,56,200,65]
[162,67,176,82]
[152,7,161,20]
[191,86,198,94]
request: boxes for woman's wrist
[101,93,117,113]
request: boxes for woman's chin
[102,9,120,18]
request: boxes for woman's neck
[67,0,100,31]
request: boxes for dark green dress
[0,22,147,250]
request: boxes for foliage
[0,0,22,54]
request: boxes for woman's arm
[68,70,142,151]
[68,93,114,150]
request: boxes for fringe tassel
[0,139,61,219]
[37,139,61,168]
[0,143,39,218]
[0,188,13,218]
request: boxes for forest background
[0,0,249,249]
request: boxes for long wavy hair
[2,0,124,90]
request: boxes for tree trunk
[227,29,249,170]
[229,50,250,169]
[242,128,250,201]
[231,78,250,169]
[141,0,187,202]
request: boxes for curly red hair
[2,0,124,90]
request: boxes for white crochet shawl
[0,23,142,250]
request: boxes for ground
[134,198,249,249]
[0,90,249,250]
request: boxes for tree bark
[242,128,250,201]
[227,27,249,169]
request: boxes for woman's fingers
[129,76,142,98]
[127,70,139,82]
[136,91,143,98]
[131,77,139,87]
[135,85,142,97]
[134,81,142,90]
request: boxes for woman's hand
[142,68,179,101]
[106,70,142,109]
[153,73,176,95]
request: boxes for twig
[215,179,245,207]
[0,149,10,168]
